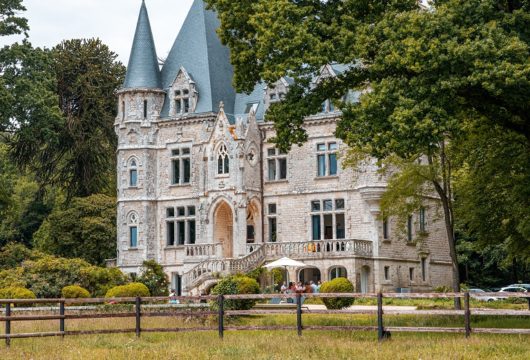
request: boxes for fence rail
[1,292,529,346]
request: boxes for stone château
[115,0,452,295]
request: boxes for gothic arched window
[217,144,229,175]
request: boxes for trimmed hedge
[320,277,355,310]
[105,283,150,298]
[0,287,36,301]
[211,275,260,310]
[62,285,90,299]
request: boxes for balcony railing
[246,239,373,257]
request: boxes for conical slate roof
[160,0,235,116]
[123,0,161,89]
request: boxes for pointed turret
[123,0,161,89]
[160,0,236,116]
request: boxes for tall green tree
[0,0,28,36]
[9,39,125,199]
[207,0,530,296]
[33,194,117,265]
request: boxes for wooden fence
[1,292,529,347]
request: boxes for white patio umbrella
[264,257,307,287]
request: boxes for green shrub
[0,267,27,289]
[137,260,169,296]
[0,287,36,301]
[210,275,260,310]
[434,285,451,293]
[320,278,355,310]
[61,285,90,299]
[105,283,150,298]
[79,266,128,297]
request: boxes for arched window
[329,266,347,280]
[217,144,229,174]
[129,159,138,187]
[128,212,139,248]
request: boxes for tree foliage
[137,260,170,297]
[8,39,125,199]
[33,194,117,265]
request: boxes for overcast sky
[0,0,195,65]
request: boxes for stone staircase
[182,239,373,294]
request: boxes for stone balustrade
[245,239,373,258]
[185,243,222,257]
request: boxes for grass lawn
[0,313,529,359]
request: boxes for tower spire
[123,0,161,89]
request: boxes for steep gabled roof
[160,0,235,117]
[123,0,162,89]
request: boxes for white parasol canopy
[264,257,307,269]
[264,257,307,286]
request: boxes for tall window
[321,99,335,113]
[143,100,148,119]
[128,212,139,248]
[316,142,338,177]
[310,199,345,240]
[409,267,415,282]
[383,218,389,240]
[171,148,191,185]
[166,206,196,246]
[407,215,413,242]
[129,159,138,187]
[174,89,191,115]
[217,144,229,175]
[267,148,287,181]
[268,203,277,242]
[384,266,390,281]
[419,207,426,232]
[122,101,125,121]
[421,258,427,281]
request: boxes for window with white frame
[316,142,338,177]
[171,148,191,185]
[129,159,138,187]
[267,148,287,181]
[166,206,196,246]
[268,203,277,242]
[310,199,345,240]
[217,144,229,175]
[128,212,139,248]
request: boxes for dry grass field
[0,313,529,359]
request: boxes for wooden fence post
[377,292,384,341]
[464,292,471,338]
[135,297,141,338]
[527,297,530,311]
[60,301,65,338]
[5,302,11,347]
[218,295,224,339]
[296,293,302,337]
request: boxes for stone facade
[115,0,453,295]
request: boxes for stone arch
[212,199,234,258]
[328,266,348,280]
[298,267,321,284]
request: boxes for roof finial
[219,101,224,111]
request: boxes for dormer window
[171,67,198,117]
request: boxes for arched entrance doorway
[214,201,233,258]
[298,267,321,284]
[360,266,370,293]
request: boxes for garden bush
[105,283,150,298]
[61,285,90,299]
[211,275,260,310]
[0,286,36,301]
[79,266,128,297]
[320,277,355,310]
[137,260,169,296]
